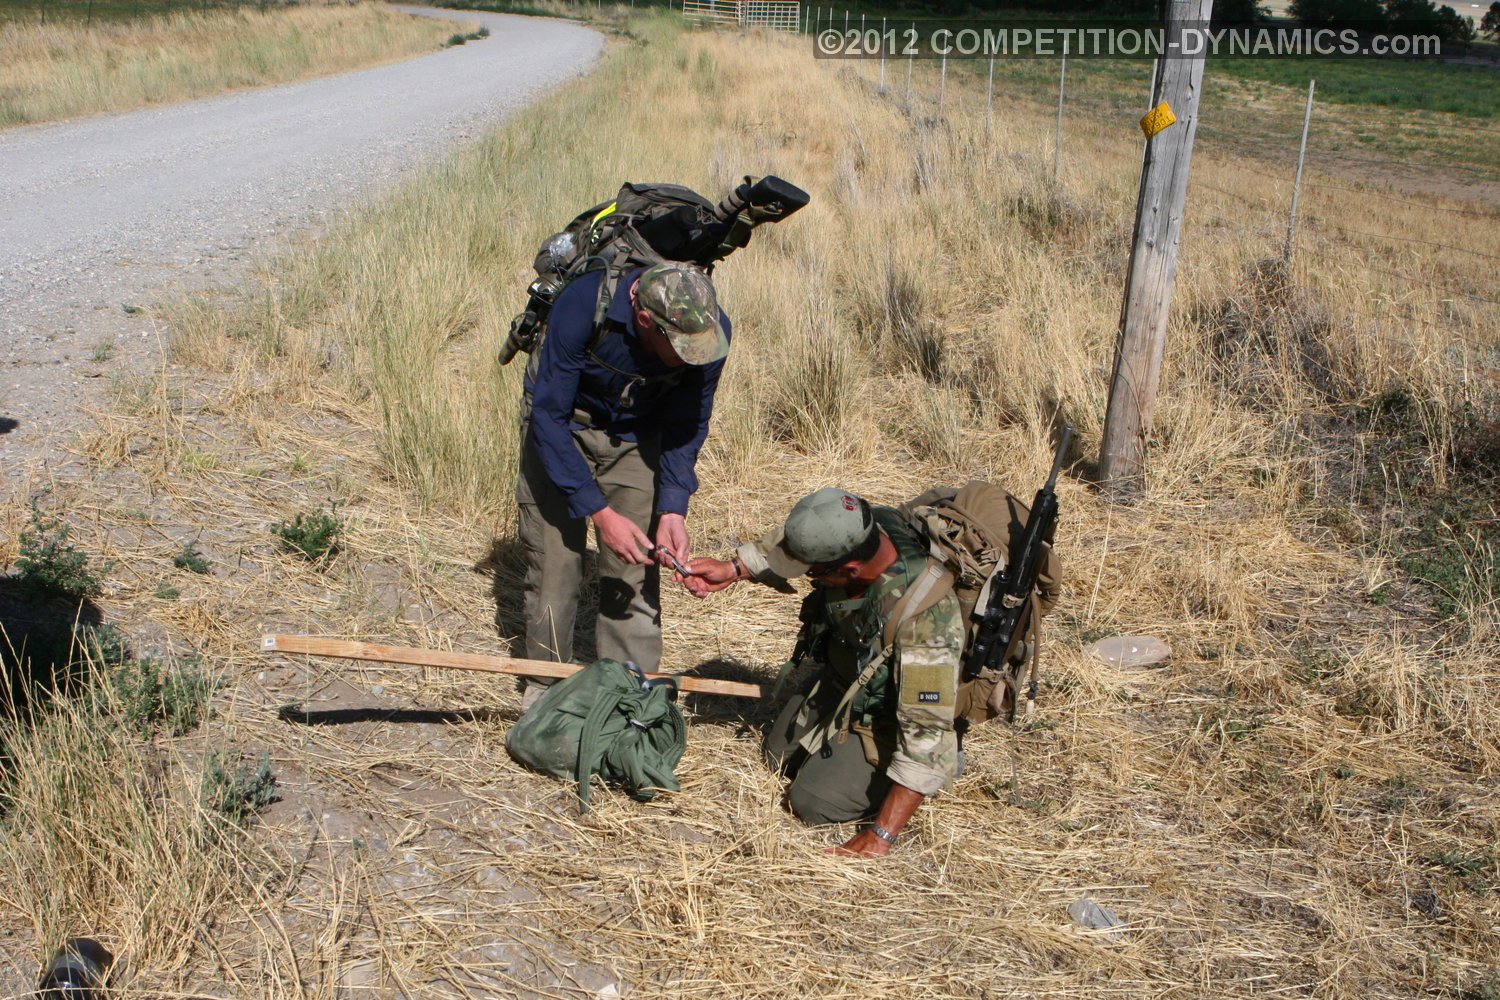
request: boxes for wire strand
[1321,224,1500,263]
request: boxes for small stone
[370,684,384,695]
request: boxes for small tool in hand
[648,543,690,577]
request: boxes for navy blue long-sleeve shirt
[523,268,731,520]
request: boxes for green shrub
[73,622,131,671]
[172,541,211,574]
[15,503,107,599]
[111,652,216,737]
[202,749,278,826]
[273,507,342,562]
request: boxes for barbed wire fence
[794,8,1499,386]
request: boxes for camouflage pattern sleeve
[885,592,965,796]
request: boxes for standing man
[684,488,966,857]
[517,262,730,707]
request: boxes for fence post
[939,53,947,115]
[986,52,995,134]
[880,17,887,91]
[1053,52,1067,184]
[906,22,914,109]
[1098,0,1214,494]
[1284,79,1316,267]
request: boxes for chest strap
[793,558,955,756]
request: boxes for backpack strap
[574,682,632,811]
[794,557,956,756]
[1023,589,1042,720]
[881,554,955,648]
[588,243,635,352]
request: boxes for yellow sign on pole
[1139,101,1177,138]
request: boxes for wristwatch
[869,823,899,845]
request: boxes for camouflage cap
[762,487,879,578]
[635,264,729,366]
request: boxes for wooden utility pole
[1097,0,1212,494]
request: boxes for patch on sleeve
[899,659,955,712]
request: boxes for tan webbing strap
[881,556,954,648]
[795,657,881,754]
[796,558,955,756]
[1024,590,1042,720]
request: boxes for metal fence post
[906,22,914,109]
[939,53,947,115]
[1054,52,1067,184]
[1284,79,1316,266]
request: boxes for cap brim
[762,540,813,580]
[661,313,730,366]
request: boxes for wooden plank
[259,635,764,699]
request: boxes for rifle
[962,427,1072,714]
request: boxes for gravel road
[0,7,600,489]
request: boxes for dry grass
[0,1,466,129]
[3,9,1499,999]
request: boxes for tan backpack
[890,481,1063,725]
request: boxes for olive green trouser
[516,421,662,675]
[763,689,891,826]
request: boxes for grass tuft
[172,541,211,574]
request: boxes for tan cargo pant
[515,419,663,679]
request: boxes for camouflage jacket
[738,507,965,795]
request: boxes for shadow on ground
[276,704,509,726]
[0,577,103,714]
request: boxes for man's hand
[590,506,652,565]
[681,557,741,598]
[826,828,895,857]
[825,782,924,859]
[654,513,691,577]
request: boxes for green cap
[636,264,729,366]
[762,488,878,578]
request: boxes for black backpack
[498,176,809,365]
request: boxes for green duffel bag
[505,659,686,811]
